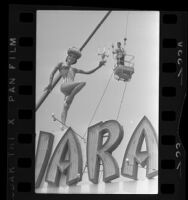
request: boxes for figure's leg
[60,82,81,96]
[61,96,70,125]
[60,82,80,126]
[66,82,86,105]
[61,82,86,125]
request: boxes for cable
[124,11,129,39]
[83,72,113,138]
[116,82,127,120]
[115,12,130,121]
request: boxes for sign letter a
[121,116,158,180]
[45,128,83,186]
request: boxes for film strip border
[8,5,36,200]
[8,6,187,200]
[159,11,187,200]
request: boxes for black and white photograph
[35,10,159,194]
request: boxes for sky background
[35,10,159,194]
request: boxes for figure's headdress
[67,47,82,59]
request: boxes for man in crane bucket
[44,47,106,129]
[112,38,127,66]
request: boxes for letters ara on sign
[35,116,158,188]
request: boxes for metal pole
[36,10,112,112]
[79,11,112,51]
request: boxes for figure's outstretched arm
[75,60,106,75]
[44,63,62,91]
